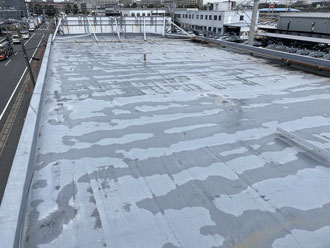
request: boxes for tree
[131,3,138,8]
[65,4,72,14]
[73,4,79,15]
[46,5,57,17]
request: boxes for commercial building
[258,8,300,22]
[121,8,168,17]
[174,6,254,36]
[74,0,119,11]
[277,12,330,37]
[0,0,27,20]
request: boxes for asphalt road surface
[0,22,50,203]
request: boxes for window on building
[189,14,191,19]
[148,13,151,16]
[132,13,135,17]
[240,15,244,21]
[214,15,217,20]
[205,15,208,20]
[208,27,211,31]
[218,28,222,33]
[200,15,203,19]
[142,13,145,17]
[196,15,199,19]
[213,27,216,32]
[137,13,140,17]
[219,15,221,21]
[209,15,212,20]
[192,14,194,19]
[287,21,291,30]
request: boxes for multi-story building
[174,2,254,37]
[163,0,202,8]
[73,0,119,11]
[121,8,168,17]
[1,0,27,20]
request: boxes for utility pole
[1,0,5,21]
[17,28,36,87]
[248,0,259,46]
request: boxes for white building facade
[121,8,167,17]
[174,9,253,36]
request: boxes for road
[0,22,50,203]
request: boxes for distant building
[74,0,119,11]
[277,12,330,36]
[258,8,300,21]
[0,0,27,20]
[163,0,202,8]
[121,8,169,17]
[28,1,67,15]
[174,3,254,37]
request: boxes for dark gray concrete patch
[24,181,78,248]
[32,180,47,189]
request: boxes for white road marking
[0,34,45,122]
[14,52,18,56]
[24,33,35,46]
[4,59,11,67]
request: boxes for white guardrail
[192,36,330,76]
[59,16,172,36]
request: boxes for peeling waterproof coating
[22,36,330,248]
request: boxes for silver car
[12,34,20,44]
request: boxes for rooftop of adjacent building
[279,12,330,18]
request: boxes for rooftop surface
[280,12,330,18]
[22,36,330,248]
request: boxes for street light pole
[248,0,259,46]
[1,0,5,20]
[17,28,36,87]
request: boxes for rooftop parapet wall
[59,16,172,35]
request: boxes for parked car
[323,53,330,60]
[296,49,312,56]
[12,34,20,44]
[21,30,30,39]
[287,47,299,53]
[309,51,326,58]
[0,38,13,61]
[220,35,243,43]
[29,22,35,32]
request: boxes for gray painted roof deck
[22,36,330,248]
